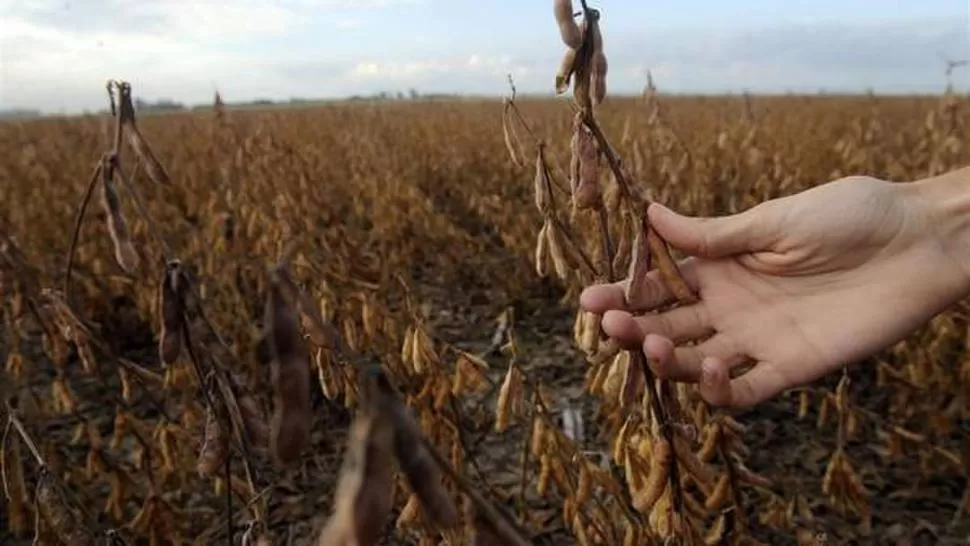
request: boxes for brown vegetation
[0,7,969,544]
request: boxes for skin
[580,168,970,409]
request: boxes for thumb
[647,202,778,258]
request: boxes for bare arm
[909,165,970,287]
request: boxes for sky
[0,0,968,114]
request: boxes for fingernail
[701,360,719,385]
[700,359,729,407]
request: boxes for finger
[649,202,781,258]
[643,334,748,382]
[632,304,713,344]
[600,310,644,350]
[579,259,700,314]
[602,305,711,349]
[642,334,699,380]
[699,357,788,409]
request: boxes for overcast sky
[1,0,968,114]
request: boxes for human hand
[580,175,970,409]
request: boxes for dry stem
[64,160,105,304]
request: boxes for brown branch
[446,394,500,499]
[224,445,233,546]
[595,203,614,282]
[181,316,262,519]
[0,420,12,501]
[716,427,746,540]
[584,79,691,296]
[505,92,571,196]
[419,434,534,546]
[634,352,686,515]
[4,404,45,468]
[113,159,174,262]
[517,394,537,524]
[64,160,105,304]
[550,215,599,279]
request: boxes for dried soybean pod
[555,47,579,94]
[588,14,608,105]
[591,49,608,105]
[501,100,522,168]
[568,112,600,210]
[533,145,553,215]
[545,223,570,279]
[704,514,727,545]
[633,437,671,513]
[673,433,715,495]
[579,311,600,355]
[575,124,600,209]
[99,156,139,273]
[681,489,708,519]
[401,326,414,365]
[697,423,721,463]
[157,260,187,366]
[534,222,550,277]
[647,224,698,304]
[624,213,650,305]
[117,83,170,185]
[554,0,582,49]
[35,468,97,546]
[611,211,632,274]
[196,403,229,478]
[495,363,525,433]
[705,473,731,511]
[265,273,312,465]
[571,13,595,110]
[366,367,459,529]
[575,459,592,503]
[622,520,638,546]
[572,308,585,346]
[601,350,628,400]
[569,114,582,195]
[395,494,422,529]
[721,415,746,437]
[316,401,396,546]
[619,352,642,407]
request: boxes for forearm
[906,165,970,293]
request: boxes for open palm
[581,176,969,408]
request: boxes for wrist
[905,166,970,295]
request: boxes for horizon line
[3,88,964,119]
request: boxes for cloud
[334,18,364,29]
[603,17,968,93]
[351,61,451,79]
[0,5,965,114]
[287,0,427,7]
[0,1,310,111]
[2,1,301,44]
[350,55,519,79]
[343,55,533,95]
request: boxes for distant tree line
[7,88,536,120]
[134,98,187,112]
[0,108,42,120]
